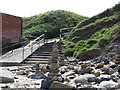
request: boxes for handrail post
[22,47,24,60]
[43,34,45,44]
[59,27,74,40]
[31,44,33,54]
[39,37,41,47]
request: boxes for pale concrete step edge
[32,54,52,56]
[33,51,52,54]
[29,55,51,58]
[26,58,49,61]
[0,62,20,66]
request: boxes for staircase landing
[0,39,59,66]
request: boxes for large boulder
[79,48,101,61]
[0,70,14,83]
[83,74,97,82]
[99,81,118,88]
[74,74,97,84]
[49,81,73,89]
[73,76,88,84]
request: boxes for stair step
[35,52,51,54]
[32,53,52,56]
[26,58,49,61]
[24,61,49,64]
[29,56,51,58]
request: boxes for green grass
[23,10,88,39]
[63,22,120,58]
[65,12,120,40]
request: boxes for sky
[0,0,119,17]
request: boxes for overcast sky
[0,0,119,17]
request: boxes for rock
[104,68,115,75]
[62,71,75,77]
[49,81,73,89]
[73,76,88,84]
[99,81,118,88]
[77,84,99,89]
[49,63,60,69]
[79,48,101,61]
[91,70,100,77]
[95,63,104,69]
[74,74,97,83]
[74,66,81,74]
[28,72,47,79]
[118,79,120,88]
[64,77,71,82]
[58,77,64,82]
[118,65,120,74]
[109,64,117,69]
[83,74,97,82]
[115,55,120,64]
[81,64,88,68]
[40,79,52,89]
[67,58,76,62]
[78,67,92,74]
[16,70,26,75]
[99,75,112,81]
[59,66,67,73]
[111,75,119,82]
[104,60,109,64]
[0,70,14,83]
[68,75,76,79]
[99,38,108,47]
[67,65,74,70]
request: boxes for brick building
[0,13,22,54]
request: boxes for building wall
[2,13,22,43]
[0,14,2,55]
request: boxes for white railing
[22,34,45,60]
[0,34,45,63]
[60,27,73,40]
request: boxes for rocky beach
[0,59,120,89]
[0,37,120,90]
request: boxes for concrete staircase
[23,42,54,65]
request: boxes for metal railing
[22,34,45,60]
[0,34,45,61]
[60,27,74,40]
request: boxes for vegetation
[22,10,88,39]
[63,3,120,58]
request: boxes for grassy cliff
[63,3,120,59]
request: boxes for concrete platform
[0,39,59,66]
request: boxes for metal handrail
[22,34,45,60]
[60,27,74,40]
[2,40,28,50]
[0,34,45,61]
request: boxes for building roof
[0,12,22,19]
